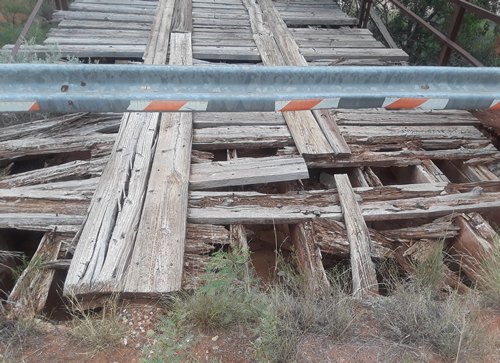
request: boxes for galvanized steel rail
[0,64,499,113]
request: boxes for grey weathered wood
[193,125,293,149]
[190,155,309,190]
[243,0,335,156]
[0,213,83,233]
[64,113,159,295]
[0,135,114,160]
[194,112,285,127]
[369,4,398,49]
[8,232,63,318]
[2,44,146,58]
[124,32,194,294]
[69,3,156,15]
[334,174,378,297]
[65,1,178,297]
[53,10,155,23]
[58,19,153,31]
[290,222,330,293]
[172,0,192,32]
[188,187,500,224]
[144,0,176,64]
[0,159,105,188]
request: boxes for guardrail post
[439,4,465,66]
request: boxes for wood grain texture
[8,232,64,318]
[190,155,309,190]
[334,174,378,297]
[124,32,194,294]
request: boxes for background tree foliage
[340,0,500,66]
[0,0,55,47]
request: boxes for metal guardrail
[0,64,499,113]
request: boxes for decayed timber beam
[334,174,378,296]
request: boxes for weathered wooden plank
[335,174,378,296]
[193,125,293,149]
[333,110,481,126]
[57,19,153,31]
[124,32,194,295]
[190,155,309,190]
[64,113,159,295]
[2,44,146,58]
[193,112,285,127]
[290,222,330,292]
[0,135,114,160]
[144,0,176,64]
[69,3,156,15]
[243,0,335,156]
[188,188,500,224]
[300,47,410,61]
[52,10,155,23]
[45,37,148,46]
[8,232,64,318]
[0,213,83,233]
[172,0,192,32]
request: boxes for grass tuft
[67,295,128,352]
[256,284,355,363]
[375,284,485,361]
[146,249,357,363]
[480,233,500,310]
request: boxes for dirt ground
[2,300,500,363]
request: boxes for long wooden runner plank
[64,0,176,296]
[243,0,349,156]
[124,31,193,294]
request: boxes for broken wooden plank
[290,222,330,292]
[190,155,309,190]
[334,174,378,296]
[0,158,106,189]
[8,232,63,318]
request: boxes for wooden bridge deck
[1,0,499,310]
[3,0,406,63]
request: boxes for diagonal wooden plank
[334,174,378,297]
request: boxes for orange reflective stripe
[490,101,500,111]
[144,100,187,111]
[29,102,40,112]
[385,98,429,109]
[280,99,322,111]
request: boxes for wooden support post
[334,174,378,296]
[439,5,465,66]
[227,150,249,252]
[290,222,331,293]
